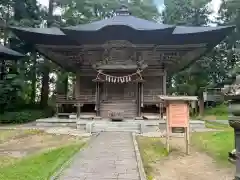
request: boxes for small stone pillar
[223,75,240,180]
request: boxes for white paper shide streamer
[97,70,142,83]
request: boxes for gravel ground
[153,137,235,180]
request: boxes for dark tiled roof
[0,44,24,60]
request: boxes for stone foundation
[36,118,205,134]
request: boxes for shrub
[204,103,228,116]
[0,108,54,124]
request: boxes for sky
[37,0,222,19]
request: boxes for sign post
[158,95,198,155]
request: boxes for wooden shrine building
[10,5,235,119]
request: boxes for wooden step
[100,101,137,118]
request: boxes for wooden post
[77,103,81,119]
[162,70,167,118]
[75,73,80,98]
[56,104,59,117]
[136,83,139,116]
[185,126,190,155]
[139,82,142,117]
[137,82,141,117]
[96,82,100,116]
[163,70,167,95]
[165,102,170,153]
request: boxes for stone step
[91,121,140,133]
[92,126,140,133]
[93,124,140,128]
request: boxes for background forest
[0,0,239,123]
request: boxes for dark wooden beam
[37,43,206,50]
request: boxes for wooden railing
[143,95,159,103]
[76,95,96,103]
[56,94,96,104]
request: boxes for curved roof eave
[65,15,175,31]
[10,26,65,35]
[9,23,236,47]
[60,25,235,45]
[173,25,236,34]
[0,44,24,60]
[10,26,78,46]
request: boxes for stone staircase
[91,121,140,133]
[100,101,137,118]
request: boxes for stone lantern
[223,75,240,180]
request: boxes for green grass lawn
[137,136,168,180]
[191,130,234,166]
[192,103,229,121]
[0,143,85,180]
[205,121,230,130]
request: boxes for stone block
[94,116,102,120]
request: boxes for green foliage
[163,0,213,96]
[163,0,212,25]
[204,103,228,116]
[0,108,54,124]
[60,0,159,26]
[163,0,240,96]
[0,70,24,113]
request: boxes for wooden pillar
[75,73,81,118]
[137,82,141,117]
[96,81,100,116]
[139,82,143,117]
[56,104,59,117]
[74,73,80,98]
[76,104,81,119]
[136,82,139,117]
[163,70,167,95]
[160,70,167,119]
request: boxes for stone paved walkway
[57,132,140,180]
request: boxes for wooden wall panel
[143,76,163,103]
[76,73,165,105]
[79,76,96,96]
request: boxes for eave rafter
[36,45,81,72]
[35,43,207,72]
[166,47,207,73]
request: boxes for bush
[0,108,54,124]
[204,103,228,116]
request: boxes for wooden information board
[158,95,197,155]
[168,103,189,128]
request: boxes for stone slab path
[57,132,140,180]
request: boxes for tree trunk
[30,49,37,103]
[63,73,68,95]
[40,60,50,107]
[56,71,68,95]
[0,5,10,81]
[40,0,54,107]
